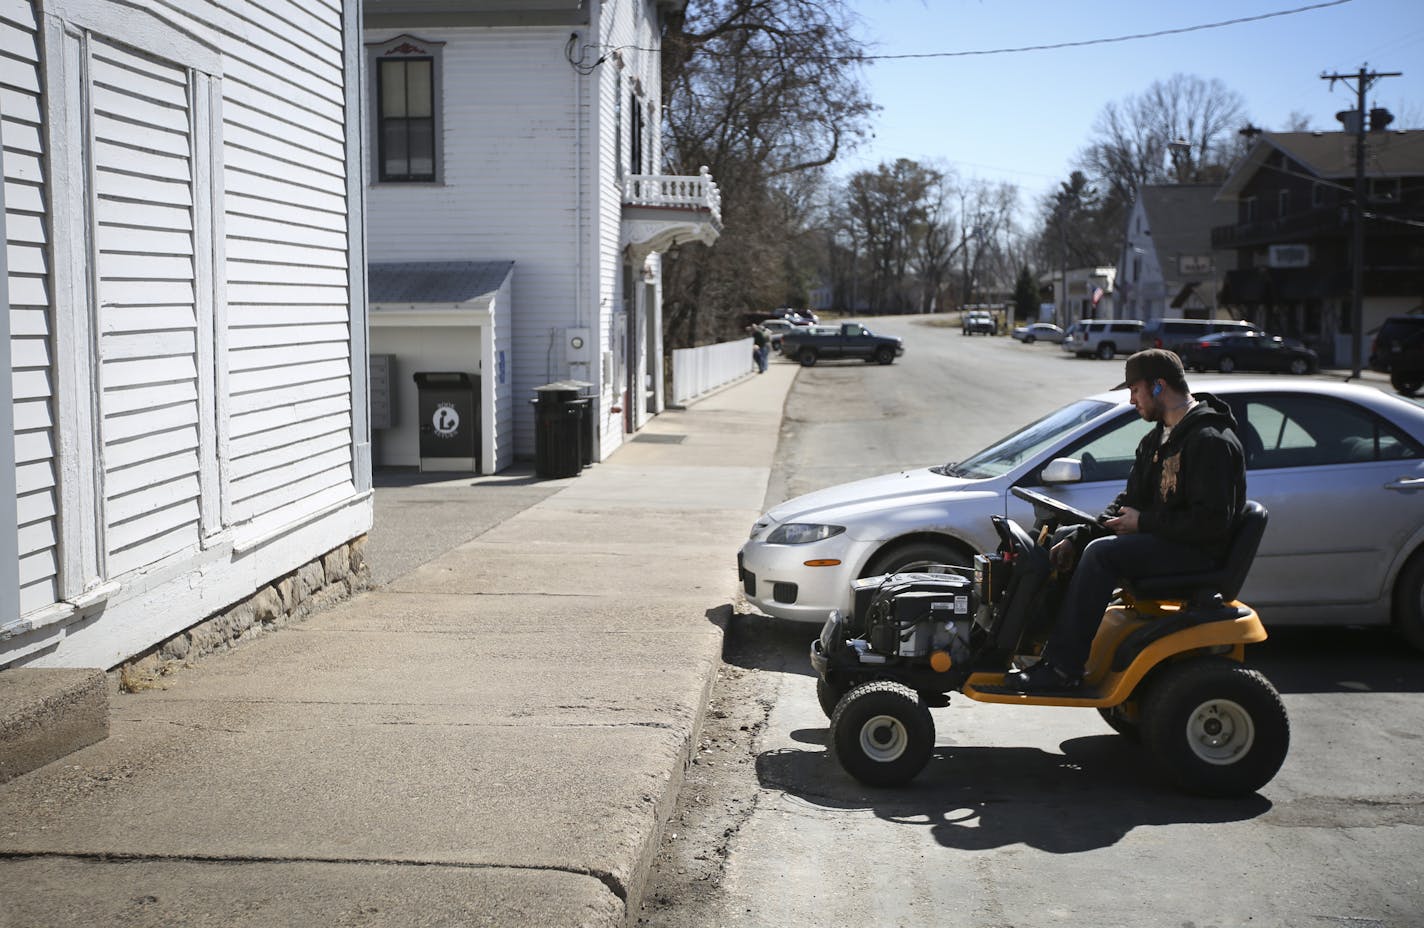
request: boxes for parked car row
[1028,317,1267,361]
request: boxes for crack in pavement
[0,849,630,901]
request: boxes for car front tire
[1218,355,1236,374]
[1288,357,1309,375]
[1024,335,1036,345]
[864,540,971,578]
[875,346,895,365]
[1097,342,1116,360]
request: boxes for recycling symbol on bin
[432,403,460,438]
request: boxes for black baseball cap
[1114,348,1186,390]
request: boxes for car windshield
[938,399,1114,479]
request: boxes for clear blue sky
[838,0,1424,216]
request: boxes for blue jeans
[1046,533,1218,676]
[755,345,769,372]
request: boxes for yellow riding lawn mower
[810,487,1290,797]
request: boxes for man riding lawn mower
[811,350,1289,797]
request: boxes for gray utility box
[414,371,479,472]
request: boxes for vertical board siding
[91,36,202,576]
[2,0,57,613]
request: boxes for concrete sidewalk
[0,365,796,928]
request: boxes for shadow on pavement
[755,734,1272,854]
[374,465,550,488]
[720,611,819,677]
[1250,625,1424,695]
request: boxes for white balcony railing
[623,165,722,228]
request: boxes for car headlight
[766,523,846,545]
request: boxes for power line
[636,0,1356,63]
[843,0,1355,60]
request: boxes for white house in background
[1042,266,1117,327]
[1116,184,1235,322]
[363,0,721,469]
[1,0,370,669]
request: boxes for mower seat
[1109,502,1268,673]
[1123,501,1268,608]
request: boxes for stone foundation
[115,536,370,691]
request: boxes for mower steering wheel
[1011,486,1107,533]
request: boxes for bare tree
[659,0,876,346]
[1080,73,1247,198]
[843,159,946,314]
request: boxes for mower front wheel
[816,675,851,720]
[1142,658,1289,797]
[830,681,934,787]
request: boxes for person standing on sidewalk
[1008,349,1247,692]
[751,324,770,373]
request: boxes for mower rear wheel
[1142,658,1289,797]
[830,681,934,787]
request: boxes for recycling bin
[414,371,478,472]
[532,382,586,479]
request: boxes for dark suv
[1370,315,1424,397]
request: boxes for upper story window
[1278,189,1290,216]
[368,35,444,184]
[1243,196,1257,223]
[629,92,645,176]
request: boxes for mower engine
[849,571,979,669]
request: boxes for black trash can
[533,382,585,479]
[413,372,479,472]
[563,379,597,466]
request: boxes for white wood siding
[366,27,581,457]
[1,0,56,614]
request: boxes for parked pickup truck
[780,322,905,367]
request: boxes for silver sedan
[738,379,1424,647]
[1011,322,1066,344]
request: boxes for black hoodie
[1093,391,1246,559]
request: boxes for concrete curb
[0,669,109,784]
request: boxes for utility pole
[1322,64,1401,377]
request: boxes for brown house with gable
[1213,130,1424,367]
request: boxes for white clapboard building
[1,0,370,669]
[364,0,720,469]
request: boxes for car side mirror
[1041,458,1083,484]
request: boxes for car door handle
[1384,476,1424,491]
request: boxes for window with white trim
[369,36,443,184]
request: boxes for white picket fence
[670,337,755,407]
